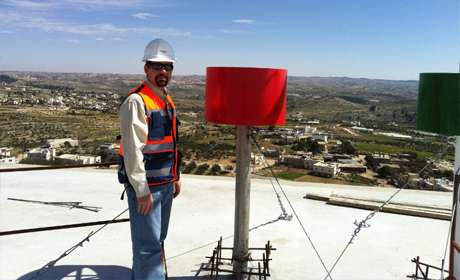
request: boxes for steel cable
[324,141,454,280]
[29,208,129,280]
[441,165,460,280]
[250,129,333,280]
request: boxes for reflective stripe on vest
[119,82,179,186]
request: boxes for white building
[293,125,317,134]
[251,153,263,165]
[311,132,328,144]
[304,157,322,170]
[28,148,55,161]
[54,154,101,165]
[312,162,340,178]
[0,155,15,163]
[0,147,12,156]
[351,126,374,133]
[279,135,296,145]
[264,147,285,158]
[409,177,453,192]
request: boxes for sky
[0,0,459,80]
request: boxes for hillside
[0,71,419,132]
[287,76,418,100]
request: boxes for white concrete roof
[0,163,454,280]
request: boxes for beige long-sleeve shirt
[119,80,168,198]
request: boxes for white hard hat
[142,38,176,62]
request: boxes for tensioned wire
[250,129,334,279]
[322,139,455,280]
[251,128,456,280]
[441,165,460,280]
[28,133,237,279]
[29,208,129,280]
[28,129,456,280]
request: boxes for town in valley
[0,71,455,192]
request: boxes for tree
[64,141,72,148]
[98,151,108,162]
[341,140,357,155]
[194,163,209,175]
[364,155,379,171]
[291,139,307,152]
[182,162,197,174]
[309,140,323,155]
[211,164,221,172]
[378,165,394,178]
[291,138,323,154]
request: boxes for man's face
[144,61,173,89]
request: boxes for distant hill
[0,71,419,125]
[287,76,418,100]
[0,74,18,84]
[288,95,417,125]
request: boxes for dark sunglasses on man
[147,62,174,71]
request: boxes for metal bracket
[203,237,276,280]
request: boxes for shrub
[211,164,221,172]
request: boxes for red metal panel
[205,67,287,126]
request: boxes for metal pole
[453,136,460,279]
[233,125,252,279]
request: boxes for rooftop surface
[0,163,454,280]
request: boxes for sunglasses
[147,62,174,71]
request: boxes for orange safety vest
[118,82,180,186]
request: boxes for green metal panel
[417,73,460,135]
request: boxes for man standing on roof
[118,38,181,280]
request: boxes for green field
[356,141,435,158]
[273,171,305,180]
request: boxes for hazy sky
[1,0,458,80]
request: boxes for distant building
[0,155,15,163]
[264,147,285,158]
[312,162,340,178]
[351,126,373,133]
[311,132,328,144]
[376,132,412,139]
[408,177,453,192]
[293,125,316,133]
[372,152,391,164]
[96,143,120,159]
[326,140,341,154]
[279,135,296,145]
[46,138,78,148]
[28,148,55,161]
[55,154,101,165]
[0,147,12,157]
[304,157,322,170]
[282,155,305,168]
[339,163,367,173]
[283,154,324,170]
[251,153,263,165]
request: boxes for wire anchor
[324,140,455,279]
[249,129,292,221]
[28,208,128,280]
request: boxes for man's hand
[173,179,182,198]
[137,193,153,215]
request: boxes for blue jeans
[126,183,173,280]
